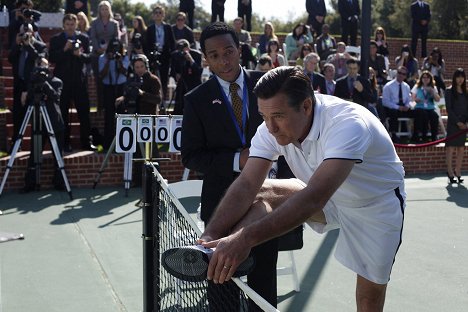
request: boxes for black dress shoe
[447,172,457,184]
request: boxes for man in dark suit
[303,52,326,93]
[306,0,327,38]
[8,22,46,144]
[178,0,195,29]
[49,13,94,151]
[65,0,88,15]
[146,5,175,104]
[338,0,360,46]
[181,22,278,312]
[171,12,195,49]
[211,0,226,23]
[170,39,202,115]
[335,58,373,108]
[411,0,431,58]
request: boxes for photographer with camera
[8,22,46,146]
[99,38,130,150]
[49,13,95,152]
[21,58,65,192]
[169,39,202,115]
[8,0,42,48]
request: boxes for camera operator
[115,54,162,115]
[99,38,130,150]
[8,0,41,48]
[169,39,202,115]
[49,13,95,152]
[22,58,66,192]
[8,22,46,145]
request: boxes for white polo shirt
[250,94,405,207]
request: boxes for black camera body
[22,8,42,22]
[29,66,49,103]
[131,33,143,50]
[72,39,82,51]
[121,74,143,114]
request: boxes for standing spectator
[8,0,34,49]
[170,39,202,115]
[98,38,129,150]
[181,22,279,311]
[179,0,195,29]
[76,11,90,34]
[8,22,46,144]
[303,52,325,92]
[284,23,313,61]
[321,63,336,95]
[257,22,277,55]
[49,13,94,151]
[306,0,327,38]
[146,5,176,103]
[171,12,195,49]
[128,16,147,59]
[211,0,225,23]
[315,23,336,60]
[422,47,446,91]
[237,0,252,32]
[410,71,440,142]
[114,13,128,51]
[395,44,419,88]
[338,0,360,46]
[89,0,119,110]
[374,26,389,58]
[382,66,413,142]
[65,0,88,16]
[265,39,286,68]
[445,68,468,183]
[295,43,313,68]
[411,0,431,58]
[335,58,373,108]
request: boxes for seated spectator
[335,58,373,108]
[368,40,388,87]
[255,55,273,72]
[382,66,414,142]
[321,62,336,95]
[257,22,278,55]
[411,71,440,142]
[295,43,313,68]
[395,44,419,88]
[265,39,286,68]
[233,16,256,69]
[315,24,336,60]
[422,47,446,92]
[285,22,313,60]
[303,52,325,92]
[368,67,382,119]
[327,41,353,79]
[171,12,195,49]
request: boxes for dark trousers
[385,107,414,134]
[103,83,124,150]
[211,4,225,22]
[207,238,279,311]
[238,6,252,31]
[60,82,91,148]
[308,16,324,37]
[411,26,428,58]
[413,108,439,140]
[179,6,194,29]
[12,78,28,143]
[341,19,358,46]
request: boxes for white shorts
[296,179,406,284]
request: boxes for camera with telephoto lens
[131,33,143,50]
[22,8,42,22]
[121,74,143,114]
[108,39,122,60]
[29,66,49,103]
[148,43,162,69]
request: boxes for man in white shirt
[197,66,406,311]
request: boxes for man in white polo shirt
[197,66,406,311]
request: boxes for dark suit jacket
[335,74,373,107]
[305,71,327,94]
[181,69,263,222]
[306,0,327,18]
[65,0,88,15]
[171,24,195,48]
[49,31,91,85]
[145,22,175,61]
[8,39,47,89]
[338,0,360,22]
[411,1,431,30]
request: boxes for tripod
[0,99,73,200]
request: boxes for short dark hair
[254,66,315,111]
[258,55,272,66]
[199,22,239,54]
[346,58,360,67]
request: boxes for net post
[142,162,159,311]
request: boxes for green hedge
[33,0,63,13]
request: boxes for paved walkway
[0,174,467,311]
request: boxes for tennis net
[146,162,278,312]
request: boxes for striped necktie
[229,83,243,130]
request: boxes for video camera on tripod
[148,43,162,73]
[120,73,143,114]
[29,66,53,103]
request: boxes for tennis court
[0,173,467,311]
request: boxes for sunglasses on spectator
[154,11,163,14]
[397,71,407,76]
[177,18,185,21]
